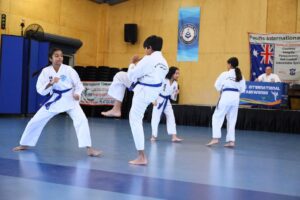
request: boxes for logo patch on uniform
[154,63,168,70]
[163,84,167,91]
[179,23,198,45]
[60,75,67,81]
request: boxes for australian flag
[250,43,274,80]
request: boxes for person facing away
[206,57,246,148]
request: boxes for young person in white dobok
[151,66,182,143]
[207,57,246,148]
[13,48,102,157]
[127,35,168,165]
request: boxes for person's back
[207,57,245,148]
[215,69,246,105]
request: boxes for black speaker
[124,24,137,44]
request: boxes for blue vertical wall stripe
[21,38,30,114]
[27,40,49,113]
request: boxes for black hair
[32,48,63,77]
[227,57,242,82]
[143,35,163,51]
[48,47,63,59]
[166,66,179,80]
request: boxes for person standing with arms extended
[206,57,246,148]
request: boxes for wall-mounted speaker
[124,24,137,44]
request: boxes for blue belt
[128,81,162,91]
[157,94,171,113]
[44,88,72,110]
[222,88,239,92]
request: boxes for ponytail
[235,67,242,82]
[227,57,242,82]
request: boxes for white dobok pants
[151,100,176,137]
[20,103,92,148]
[108,71,132,102]
[212,102,239,142]
[129,91,151,151]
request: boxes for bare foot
[206,139,219,146]
[87,147,102,157]
[224,141,235,148]
[172,135,183,143]
[101,110,121,117]
[13,145,29,151]
[150,136,157,142]
[129,151,147,165]
[129,158,148,165]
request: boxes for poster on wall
[80,81,114,106]
[177,7,200,62]
[249,33,300,83]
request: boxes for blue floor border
[0,157,299,200]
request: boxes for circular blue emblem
[179,24,198,45]
[60,75,67,82]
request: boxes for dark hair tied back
[227,57,242,82]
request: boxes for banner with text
[240,81,288,106]
[249,33,300,83]
[177,7,200,62]
[80,81,114,106]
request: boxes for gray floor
[0,116,300,200]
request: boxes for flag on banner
[249,33,300,83]
[177,7,200,62]
[250,43,275,81]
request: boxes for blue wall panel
[27,40,49,113]
[0,35,25,114]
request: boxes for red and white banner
[80,81,114,106]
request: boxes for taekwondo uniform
[107,71,132,102]
[128,51,169,150]
[19,64,92,148]
[212,69,246,142]
[257,73,281,82]
[151,78,178,137]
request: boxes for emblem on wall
[179,23,198,45]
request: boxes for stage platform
[82,102,300,134]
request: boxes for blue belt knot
[44,88,72,110]
[157,94,171,113]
